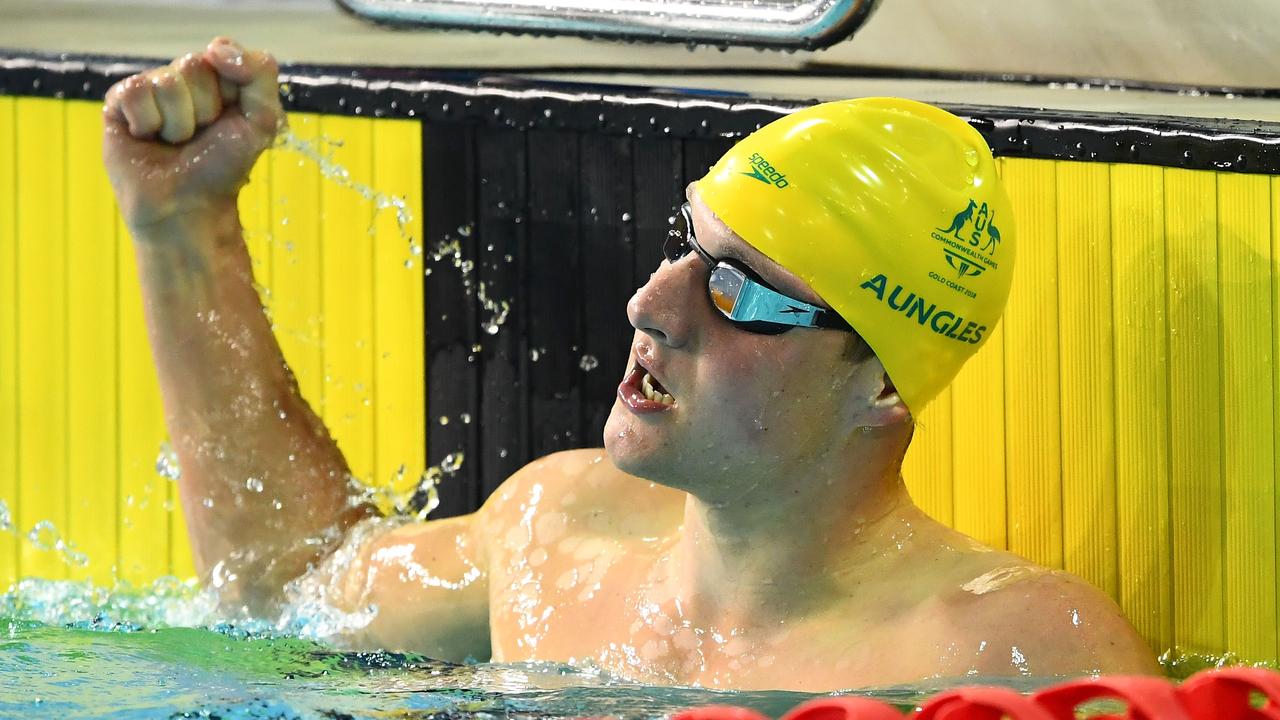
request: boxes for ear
[856,356,912,428]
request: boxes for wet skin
[105,39,1159,691]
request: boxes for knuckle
[105,81,127,107]
[119,74,148,98]
[173,53,202,76]
[151,73,177,91]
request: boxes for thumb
[203,37,283,137]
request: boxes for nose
[626,258,702,348]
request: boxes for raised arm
[103,38,373,613]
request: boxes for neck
[672,424,918,628]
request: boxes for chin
[603,405,674,482]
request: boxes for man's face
[603,187,876,501]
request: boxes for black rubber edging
[3,49,1280,175]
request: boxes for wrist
[127,196,245,255]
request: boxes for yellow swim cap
[696,97,1015,415]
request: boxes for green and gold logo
[932,199,1002,280]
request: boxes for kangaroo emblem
[982,223,1001,254]
[938,199,977,238]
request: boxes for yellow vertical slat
[319,115,376,484]
[1218,172,1276,661]
[951,321,1007,549]
[241,149,275,288]
[373,119,425,497]
[1057,162,1117,596]
[903,386,954,526]
[1274,176,1280,666]
[1000,158,1063,568]
[16,97,68,581]
[1166,167,1224,653]
[271,114,325,406]
[0,96,16,588]
[117,211,170,585]
[65,100,119,586]
[1111,163,1172,652]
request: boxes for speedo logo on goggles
[859,273,987,345]
[741,152,789,188]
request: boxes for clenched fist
[103,37,284,232]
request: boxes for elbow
[198,503,378,618]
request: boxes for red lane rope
[659,667,1280,720]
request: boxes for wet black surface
[3,50,1280,173]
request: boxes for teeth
[640,372,675,406]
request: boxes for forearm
[131,202,373,610]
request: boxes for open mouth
[618,362,677,412]
[639,369,675,406]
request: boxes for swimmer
[103,38,1158,690]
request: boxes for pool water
[0,577,1088,720]
[1,577,1248,720]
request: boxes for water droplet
[27,520,59,551]
[155,442,182,481]
[579,354,599,371]
[439,416,450,426]
[245,477,264,493]
[442,452,465,473]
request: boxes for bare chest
[484,534,961,690]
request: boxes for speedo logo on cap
[741,152,789,188]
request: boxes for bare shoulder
[478,448,686,537]
[941,562,1159,677]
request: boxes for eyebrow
[703,237,764,277]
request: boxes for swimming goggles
[664,203,854,335]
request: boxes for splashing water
[271,128,516,339]
[275,129,416,256]
[0,501,90,569]
[343,451,467,522]
[427,236,513,336]
[2,575,217,631]
[478,281,512,335]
